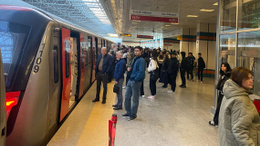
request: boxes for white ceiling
[1,0,218,43]
[101,0,218,41]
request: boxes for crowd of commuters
[100,44,260,145]
[93,44,207,120]
[92,44,260,145]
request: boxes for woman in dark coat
[161,53,170,88]
[209,62,232,126]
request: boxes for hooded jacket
[219,79,260,146]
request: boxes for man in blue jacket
[92,47,113,104]
[123,47,146,120]
[112,51,126,110]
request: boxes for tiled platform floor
[48,74,219,146]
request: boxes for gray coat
[219,79,260,146]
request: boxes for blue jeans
[124,80,141,118]
[116,78,124,108]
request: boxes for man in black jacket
[167,52,179,94]
[197,53,206,83]
[92,47,113,104]
[187,52,195,81]
[179,51,188,88]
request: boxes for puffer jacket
[219,79,260,146]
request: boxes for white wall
[163,43,180,51]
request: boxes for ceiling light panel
[187,15,198,17]
[200,9,215,12]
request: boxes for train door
[69,37,78,108]
[91,36,97,83]
[0,50,6,146]
[95,37,99,56]
[78,33,85,98]
[60,28,71,122]
[47,26,61,131]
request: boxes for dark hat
[172,52,177,55]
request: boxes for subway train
[0,5,114,145]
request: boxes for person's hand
[127,67,131,72]
[115,81,118,84]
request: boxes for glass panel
[238,0,260,30]
[237,31,260,96]
[0,21,30,87]
[220,0,237,32]
[219,34,236,69]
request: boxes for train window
[53,46,59,83]
[65,51,70,78]
[0,21,30,87]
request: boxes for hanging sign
[120,34,132,37]
[130,10,179,23]
[137,35,153,39]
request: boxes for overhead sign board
[130,10,179,23]
[137,35,153,39]
[131,10,178,17]
[120,34,132,37]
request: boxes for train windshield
[0,21,30,87]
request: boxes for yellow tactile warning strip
[77,83,116,146]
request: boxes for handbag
[113,84,120,93]
[151,67,159,81]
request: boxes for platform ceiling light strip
[83,0,111,24]
[213,2,218,5]
[107,33,118,37]
[187,15,198,18]
[200,9,214,12]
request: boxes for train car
[0,48,6,146]
[0,5,115,145]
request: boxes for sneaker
[92,98,99,102]
[179,85,186,88]
[122,86,126,89]
[167,90,173,93]
[128,116,137,121]
[112,104,118,107]
[113,107,122,110]
[191,79,194,82]
[148,96,155,99]
[122,113,130,117]
[209,121,216,126]
[201,81,203,83]
[141,95,145,98]
[167,90,175,94]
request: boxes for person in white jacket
[147,51,159,99]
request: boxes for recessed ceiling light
[200,9,215,12]
[165,25,170,26]
[213,2,218,5]
[187,15,198,18]
[107,33,118,37]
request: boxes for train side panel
[6,23,53,146]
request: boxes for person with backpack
[167,52,179,94]
[147,51,159,99]
[187,52,195,81]
[179,51,189,88]
[197,53,206,83]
